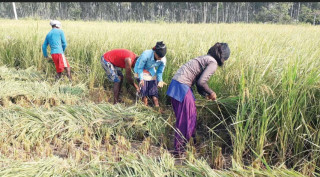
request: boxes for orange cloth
[51,53,69,73]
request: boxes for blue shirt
[134,49,166,82]
[166,79,195,102]
[42,28,67,57]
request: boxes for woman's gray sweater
[172,55,218,96]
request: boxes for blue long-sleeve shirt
[42,28,67,57]
[134,49,166,82]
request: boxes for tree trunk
[237,3,240,22]
[216,2,219,23]
[203,2,207,23]
[222,2,225,22]
[232,3,236,22]
[12,2,18,20]
[290,3,293,18]
[100,5,102,20]
[58,2,62,19]
[226,3,229,23]
[129,3,131,21]
[119,2,122,22]
[297,2,300,22]
[247,2,250,23]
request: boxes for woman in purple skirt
[166,42,231,156]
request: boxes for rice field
[0,19,320,176]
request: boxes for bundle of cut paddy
[0,80,87,107]
[0,66,44,82]
[0,146,305,177]
[0,103,166,160]
[0,103,165,142]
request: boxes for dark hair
[152,41,167,58]
[52,24,57,28]
[207,42,230,66]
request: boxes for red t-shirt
[103,49,137,68]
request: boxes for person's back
[43,28,67,56]
[133,49,152,73]
[42,20,71,81]
[172,55,217,87]
[100,48,139,104]
[103,49,136,68]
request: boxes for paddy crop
[0,19,319,176]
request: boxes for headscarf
[153,41,167,58]
[207,42,230,66]
[50,20,62,28]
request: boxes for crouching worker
[134,41,167,107]
[166,42,231,156]
[42,20,72,81]
[101,49,140,104]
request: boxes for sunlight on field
[0,19,319,176]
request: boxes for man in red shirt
[101,49,140,104]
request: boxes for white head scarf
[50,20,62,28]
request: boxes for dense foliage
[1,2,320,24]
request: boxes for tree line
[1,2,320,25]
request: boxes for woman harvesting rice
[166,42,231,156]
[134,41,167,107]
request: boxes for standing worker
[42,20,72,81]
[166,42,231,156]
[101,49,140,104]
[134,41,167,107]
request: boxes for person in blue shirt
[42,20,72,81]
[134,41,167,107]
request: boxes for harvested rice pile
[0,66,87,107]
